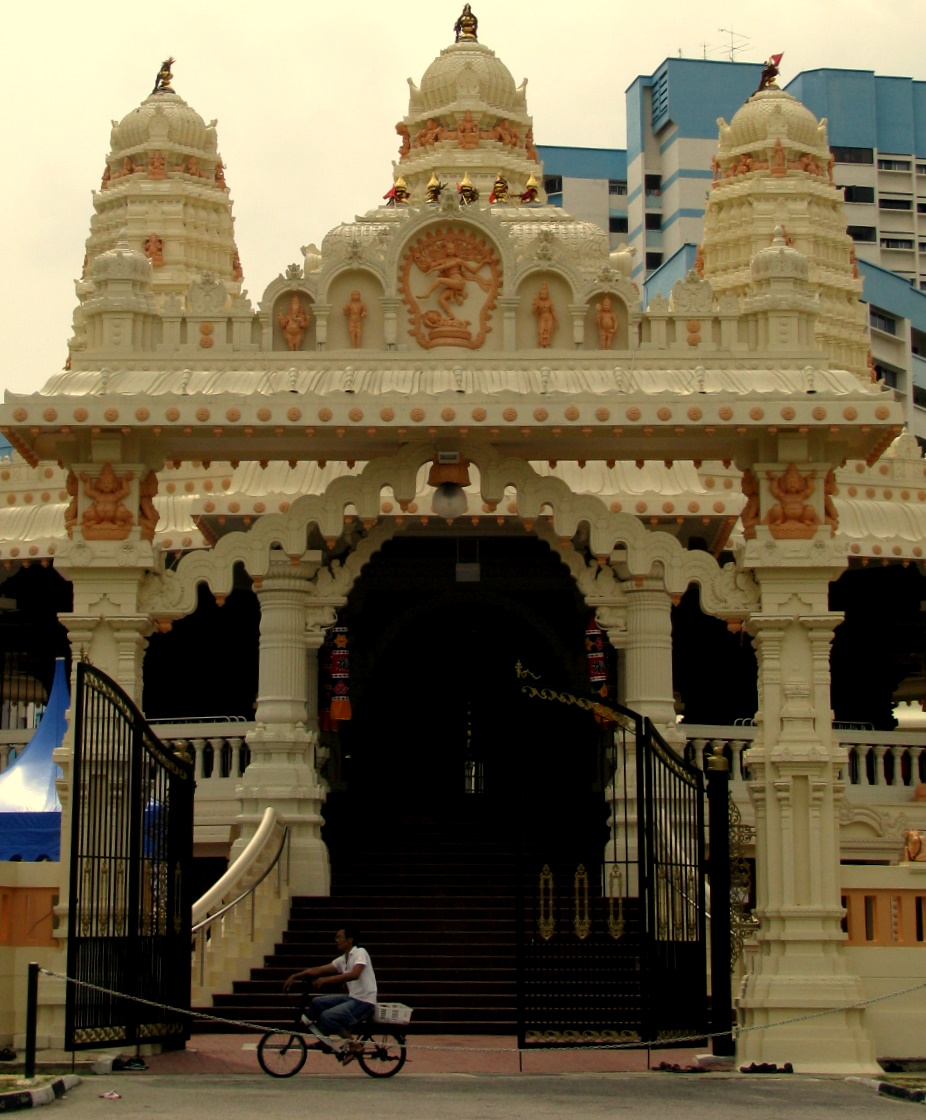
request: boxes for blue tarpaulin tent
[0,658,67,860]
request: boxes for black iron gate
[516,675,708,1049]
[65,662,194,1050]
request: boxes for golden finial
[152,57,175,94]
[454,4,478,42]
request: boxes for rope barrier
[37,968,926,1055]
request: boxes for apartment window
[608,179,628,195]
[644,174,662,197]
[879,198,912,210]
[919,242,926,252]
[917,164,926,175]
[609,216,628,234]
[543,175,562,194]
[921,280,926,291]
[846,225,876,242]
[912,328,926,357]
[878,158,911,171]
[841,185,875,204]
[832,146,874,165]
[880,237,914,249]
[645,252,663,270]
[870,308,897,334]
[644,213,662,230]
[918,202,926,214]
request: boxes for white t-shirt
[332,945,377,1005]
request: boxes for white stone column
[621,578,681,742]
[737,542,878,1074]
[234,551,331,896]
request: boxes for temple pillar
[621,578,681,742]
[233,550,331,896]
[736,536,877,1074]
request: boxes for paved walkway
[140,1033,706,1075]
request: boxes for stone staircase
[193,823,521,1033]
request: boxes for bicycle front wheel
[356,1027,407,1078]
[257,1031,307,1077]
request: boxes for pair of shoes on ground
[739,1061,793,1074]
[657,1061,709,1073]
[112,1056,148,1071]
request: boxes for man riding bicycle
[283,924,376,1061]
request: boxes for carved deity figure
[152,57,175,94]
[823,469,839,534]
[764,463,820,537]
[740,469,760,539]
[771,138,787,176]
[694,243,705,278]
[396,122,411,158]
[902,829,925,863]
[116,156,139,178]
[490,174,509,203]
[710,154,720,186]
[80,463,134,539]
[457,110,479,149]
[414,119,444,148]
[416,232,492,320]
[147,150,166,179]
[278,294,311,351]
[138,471,160,541]
[595,295,618,350]
[232,250,244,280]
[342,290,368,347]
[454,3,477,41]
[214,160,227,189]
[532,282,558,348]
[64,471,78,538]
[184,155,205,177]
[143,234,165,267]
[525,127,538,162]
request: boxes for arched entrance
[326,532,608,850]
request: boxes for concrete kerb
[846,1076,926,1104]
[0,1075,81,1111]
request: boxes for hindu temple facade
[1,16,925,1071]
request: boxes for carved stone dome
[110,91,215,158]
[412,41,525,119]
[723,88,829,159]
[750,227,810,284]
[90,237,153,284]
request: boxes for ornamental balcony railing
[683,725,926,793]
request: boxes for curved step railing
[190,807,291,1003]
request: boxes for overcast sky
[1,0,923,396]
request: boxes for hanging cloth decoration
[328,616,352,723]
[585,613,612,724]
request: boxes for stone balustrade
[684,725,926,794]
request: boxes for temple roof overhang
[0,361,903,469]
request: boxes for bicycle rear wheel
[257,1031,307,1077]
[356,1027,407,1078]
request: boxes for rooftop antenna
[718,28,750,62]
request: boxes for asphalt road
[59,1072,910,1119]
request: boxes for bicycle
[257,995,409,1079]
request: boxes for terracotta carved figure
[457,110,479,149]
[138,471,160,541]
[396,122,411,158]
[740,469,760,539]
[532,282,558,348]
[764,463,819,537]
[343,290,368,347]
[64,471,78,538]
[595,295,617,349]
[902,829,925,863]
[823,469,839,534]
[417,232,492,320]
[143,234,164,267]
[80,463,134,539]
[278,294,311,351]
[147,150,166,179]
